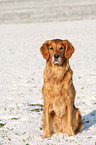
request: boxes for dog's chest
[49,66,65,81]
[52,96,67,117]
[50,82,62,95]
[44,65,69,117]
[49,82,67,118]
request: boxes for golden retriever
[40,39,83,138]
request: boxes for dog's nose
[54,54,59,59]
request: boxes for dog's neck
[46,60,70,82]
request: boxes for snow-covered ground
[0,19,96,145]
[0,0,96,144]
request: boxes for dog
[40,39,83,138]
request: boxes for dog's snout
[54,54,59,59]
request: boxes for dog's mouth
[53,59,62,65]
[52,55,62,65]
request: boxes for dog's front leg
[43,100,50,138]
[67,102,75,136]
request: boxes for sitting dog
[40,39,83,138]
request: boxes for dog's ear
[63,40,75,59]
[40,40,50,60]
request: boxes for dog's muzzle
[52,54,62,65]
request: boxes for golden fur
[40,39,83,138]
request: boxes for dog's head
[40,39,75,65]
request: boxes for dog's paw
[68,128,75,136]
[43,130,50,138]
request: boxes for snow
[0,11,96,145]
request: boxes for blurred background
[0,0,96,24]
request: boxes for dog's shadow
[82,110,96,131]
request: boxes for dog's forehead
[50,39,63,47]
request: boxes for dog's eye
[50,47,53,50]
[60,47,63,50]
